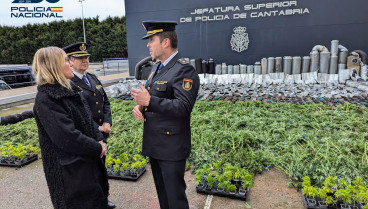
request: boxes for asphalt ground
[0,159,305,209]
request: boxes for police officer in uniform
[62,42,115,209]
[131,21,200,209]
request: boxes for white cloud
[0,0,125,27]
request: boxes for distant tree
[0,16,127,64]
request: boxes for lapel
[71,74,94,92]
[86,74,97,92]
[150,53,181,84]
[146,62,160,87]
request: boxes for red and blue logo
[12,0,60,3]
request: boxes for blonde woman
[33,47,109,209]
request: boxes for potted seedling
[105,154,114,172]
[216,175,226,192]
[206,174,216,190]
[345,184,360,209]
[335,188,352,209]
[305,186,318,207]
[195,168,206,187]
[118,153,129,162]
[133,154,142,162]
[350,177,366,209]
[119,162,129,176]
[113,159,121,176]
[1,149,11,163]
[354,187,368,209]
[226,184,237,195]
[139,158,147,171]
[318,186,330,209]
[130,161,141,177]
[240,171,254,196]
[218,180,230,195]
[3,143,15,164]
[324,176,338,193]
[13,149,27,165]
[302,176,316,207]
[0,146,5,163]
[336,178,351,209]
[213,160,222,174]
[325,195,336,207]
[195,167,211,191]
[302,176,311,188]
[25,145,40,156]
[233,170,242,186]
[224,170,233,182]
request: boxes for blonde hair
[32,47,71,89]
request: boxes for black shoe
[107,200,116,209]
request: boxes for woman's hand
[98,141,107,158]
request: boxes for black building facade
[125,0,368,75]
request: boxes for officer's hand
[131,83,150,106]
[99,126,106,132]
[132,105,143,120]
[101,123,111,133]
[98,141,107,158]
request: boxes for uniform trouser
[150,158,189,209]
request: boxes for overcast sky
[0,0,125,27]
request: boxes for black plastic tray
[301,194,363,209]
[0,154,38,168]
[196,182,249,201]
[108,166,146,181]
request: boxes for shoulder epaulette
[177,58,189,65]
[87,72,96,77]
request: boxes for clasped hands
[131,83,150,120]
[99,122,111,133]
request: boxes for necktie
[158,63,164,72]
[82,75,91,87]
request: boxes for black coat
[71,73,112,140]
[33,82,108,209]
[142,53,200,161]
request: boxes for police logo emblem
[80,44,87,51]
[182,78,193,91]
[230,26,249,53]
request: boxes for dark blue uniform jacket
[142,53,200,161]
[71,73,112,141]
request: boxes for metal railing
[96,58,129,76]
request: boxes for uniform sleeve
[148,64,199,117]
[97,78,112,126]
[102,88,112,125]
[35,96,102,157]
[92,117,106,143]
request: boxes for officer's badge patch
[182,78,193,91]
[96,85,102,89]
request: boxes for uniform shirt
[73,71,90,84]
[162,51,178,67]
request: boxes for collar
[73,70,86,79]
[37,82,81,99]
[162,51,178,67]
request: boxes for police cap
[142,21,177,39]
[62,42,91,57]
